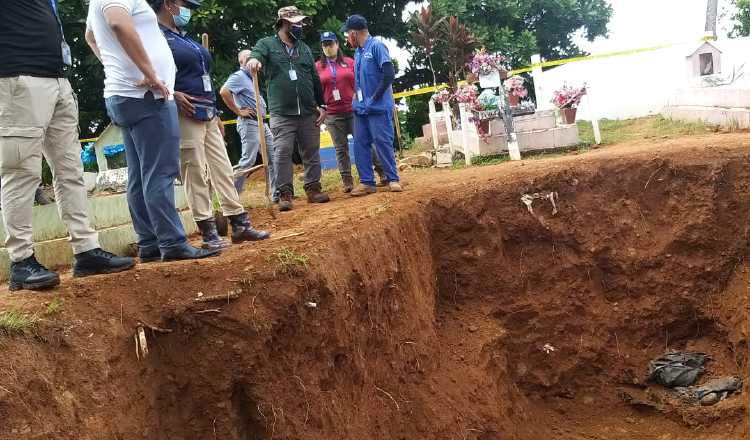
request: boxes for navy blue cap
[320,31,338,42]
[340,15,368,32]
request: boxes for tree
[401,0,612,88]
[443,16,478,89]
[409,6,446,86]
[729,0,750,37]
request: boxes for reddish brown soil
[3,133,750,439]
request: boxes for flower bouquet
[432,88,453,105]
[552,83,587,124]
[503,75,528,107]
[468,49,508,88]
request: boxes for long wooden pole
[251,70,271,204]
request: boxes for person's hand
[315,107,326,126]
[173,91,196,116]
[246,58,262,74]
[217,118,225,137]
[238,107,256,118]
[136,71,170,99]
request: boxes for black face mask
[289,25,303,40]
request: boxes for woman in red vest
[316,31,384,192]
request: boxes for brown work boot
[376,178,389,187]
[388,182,403,192]
[351,184,376,197]
[279,193,294,212]
[306,188,330,203]
[342,175,354,193]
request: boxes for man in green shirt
[247,6,329,211]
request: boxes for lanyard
[355,37,373,93]
[48,0,65,40]
[173,31,208,74]
[326,59,337,88]
[277,37,298,69]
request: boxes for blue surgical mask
[290,24,303,40]
[173,6,192,28]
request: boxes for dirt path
[2,131,750,439]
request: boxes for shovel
[251,70,271,205]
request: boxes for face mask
[322,46,337,58]
[172,6,192,28]
[290,25,303,40]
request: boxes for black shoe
[73,248,136,278]
[9,254,60,291]
[161,244,221,261]
[196,219,230,250]
[138,246,161,263]
[279,193,293,212]
[229,212,270,243]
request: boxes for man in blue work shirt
[341,15,402,196]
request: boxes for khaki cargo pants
[0,76,99,262]
[178,115,245,221]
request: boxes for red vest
[316,57,355,115]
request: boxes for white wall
[534,37,750,121]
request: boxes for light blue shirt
[223,68,267,119]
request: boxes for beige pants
[0,76,99,262]
[178,115,244,221]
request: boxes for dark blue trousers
[353,111,400,186]
[105,92,187,253]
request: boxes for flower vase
[508,94,520,107]
[561,107,577,124]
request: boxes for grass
[45,297,63,316]
[577,115,714,145]
[273,248,309,274]
[0,310,39,334]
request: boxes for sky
[574,0,736,53]
[388,0,739,73]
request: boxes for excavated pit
[3,151,750,439]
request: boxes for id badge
[202,74,212,92]
[61,41,72,66]
[332,89,342,101]
[289,69,298,81]
[357,89,363,102]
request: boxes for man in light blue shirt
[220,49,277,199]
[341,14,401,196]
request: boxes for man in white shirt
[85,0,218,261]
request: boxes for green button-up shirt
[250,35,324,117]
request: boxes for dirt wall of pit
[3,143,750,439]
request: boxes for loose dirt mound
[2,135,750,439]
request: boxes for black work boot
[161,244,221,261]
[305,184,330,204]
[196,219,230,250]
[73,248,136,278]
[279,192,294,212]
[9,254,60,291]
[229,212,270,243]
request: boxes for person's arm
[219,85,254,118]
[85,27,102,62]
[371,62,395,101]
[309,49,326,126]
[103,5,169,97]
[247,39,269,74]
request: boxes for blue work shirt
[222,69,267,119]
[353,36,393,115]
[161,25,215,105]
